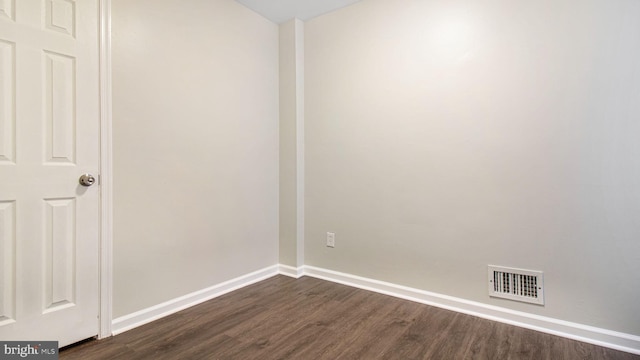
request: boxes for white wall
[111,0,279,318]
[305,0,640,335]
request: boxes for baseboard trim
[301,265,640,355]
[109,263,640,355]
[111,265,279,335]
[278,264,304,278]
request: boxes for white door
[0,0,100,347]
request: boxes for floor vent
[488,265,544,305]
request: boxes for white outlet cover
[326,232,335,248]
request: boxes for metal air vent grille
[488,265,544,305]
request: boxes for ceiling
[236,0,362,24]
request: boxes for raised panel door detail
[43,198,75,313]
[0,40,14,164]
[0,0,99,345]
[44,51,75,164]
[0,200,15,325]
[0,0,15,21]
[45,0,75,37]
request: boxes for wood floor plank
[387,307,453,359]
[459,316,498,359]
[504,326,548,360]
[60,275,639,360]
[482,319,516,359]
[421,312,478,359]
[335,300,426,359]
[277,290,379,359]
[241,283,364,359]
[298,292,398,359]
[220,280,354,359]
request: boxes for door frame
[98,0,113,339]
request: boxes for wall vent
[488,265,544,305]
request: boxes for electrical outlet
[326,232,335,248]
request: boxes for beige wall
[279,20,298,267]
[279,19,305,268]
[110,0,640,339]
[112,0,279,317]
[304,0,640,335]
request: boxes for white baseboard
[111,265,279,335]
[301,265,640,356]
[278,264,304,278]
[110,263,640,355]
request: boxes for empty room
[0,0,639,359]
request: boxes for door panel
[0,0,99,346]
[0,39,14,163]
[0,200,15,324]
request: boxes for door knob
[79,174,96,187]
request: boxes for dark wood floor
[61,275,638,360]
